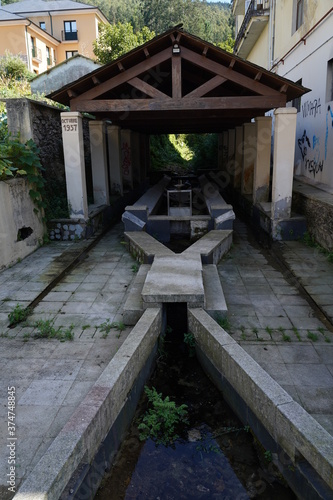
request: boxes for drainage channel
[94,304,296,500]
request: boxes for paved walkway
[218,220,333,435]
[0,220,333,498]
[0,224,137,499]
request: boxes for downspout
[25,21,32,72]
[270,0,276,70]
[48,11,53,36]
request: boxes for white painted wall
[0,178,45,269]
[276,14,333,189]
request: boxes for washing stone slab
[123,265,151,325]
[203,264,227,319]
[142,253,204,306]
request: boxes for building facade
[0,0,109,74]
[233,0,333,191]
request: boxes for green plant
[216,315,231,332]
[318,327,331,343]
[282,333,291,342]
[265,326,273,335]
[0,135,46,217]
[264,450,273,463]
[131,263,139,273]
[138,386,189,446]
[292,326,302,342]
[184,332,196,357]
[82,324,91,330]
[99,319,125,338]
[240,332,247,341]
[33,320,74,341]
[307,330,318,342]
[8,304,31,326]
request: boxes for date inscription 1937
[62,117,78,132]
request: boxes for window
[326,59,333,103]
[296,0,304,30]
[63,20,78,41]
[46,46,51,65]
[292,78,302,112]
[39,21,46,30]
[66,50,78,59]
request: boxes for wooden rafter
[71,48,171,104]
[128,77,171,99]
[71,95,286,113]
[172,55,182,98]
[180,47,282,96]
[184,75,227,98]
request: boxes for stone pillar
[228,128,236,183]
[234,126,243,189]
[107,125,123,196]
[241,122,256,195]
[131,132,141,185]
[271,108,297,220]
[217,133,223,170]
[61,111,88,219]
[121,129,133,190]
[222,131,229,172]
[253,116,272,204]
[89,120,109,206]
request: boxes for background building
[0,0,109,74]
[233,0,333,192]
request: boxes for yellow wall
[0,24,27,58]
[30,12,100,62]
[247,23,269,67]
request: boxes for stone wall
[0,178,45,269]
[292,192,333,251]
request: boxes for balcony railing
[31,46,42,61]
[234,0,270,53]
[61,30,79,41]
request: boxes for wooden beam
[144,47,150,58]
[254,71,262,81]
[181,47,281,96]
[202,46,209,57]
[71,48,171,104]
[280,84,288,93]
[117,62,125,72]
[184,75,227,98]
[172,55,182,99]
[67,89,77,98]
[128,77,171,99]
[92,76,100,85]
[71,95,286,113]
[229,59,236,69]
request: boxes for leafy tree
[93,22,155,63]
[0,51,34,80]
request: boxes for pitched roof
[49,26,309,134]
[0,7,25,21]
[3,0,98,14]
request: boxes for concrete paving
[0,219,333,498]
[218,219,333,436]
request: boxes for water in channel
[95,306,296,500]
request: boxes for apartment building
[233,0,333,191]
[0,0,109,74]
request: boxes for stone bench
[199,174,235,230]
[124,231,174,264]
[203,264,227,319]
[122,175,171,231]
[183,229,233,264]
[123,264,151,325]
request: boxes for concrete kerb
[188,307,333,492]
[13,308,162,500]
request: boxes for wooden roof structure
[48,26,309,134]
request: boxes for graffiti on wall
[325,105,333,160]
[297,130,324,178]
[121,142,131,177]
[302,98,322,119]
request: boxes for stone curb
[13,308,162,500]
[188,307,333,492]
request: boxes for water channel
[95,305,296,500]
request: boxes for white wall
[276,14,333,189]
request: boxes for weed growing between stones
[184,332,196,357]
[307,330,318,342]
[318,327,331,343]
[216,315,231,332]
[99,319,126,338]
[8,304,31,326]
[137,386,189,446]
[33,320,74,341]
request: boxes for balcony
[234,0,270,59]
[61,30,78,41]
[31,46,42,61]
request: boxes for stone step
[123,264,151,325]
[202,264,227,320]
[124,231,174,264]
[182,229,233,264]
